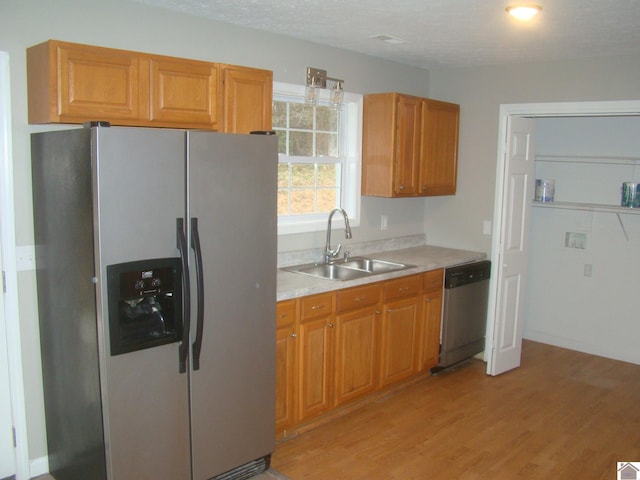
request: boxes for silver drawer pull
[311,304,326,310]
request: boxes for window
[273,82,362,235]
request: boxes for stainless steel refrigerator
[31,124,277,480]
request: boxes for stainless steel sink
[340,257,412,274]
[283,256,416,281]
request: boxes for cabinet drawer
[336,284,382,313]
[383,274,423,302]
[276,299,296,328]
[423,269,444,292]
[300,293,333,321]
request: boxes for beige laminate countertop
[277,245,487,301]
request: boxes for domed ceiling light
[506,4,542,21]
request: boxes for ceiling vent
[369,34,409,45]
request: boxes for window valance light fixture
[506,4,542,21]
[305,67,344,106]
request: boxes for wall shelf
[532,201,640,215]
[532,201,640,240]
[536,154,640,165]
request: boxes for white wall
[525,116,640,365]
[1,0,431,466]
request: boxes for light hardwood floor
[272,340,640,480]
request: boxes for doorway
[486,100,640,375]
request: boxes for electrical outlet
[16,245,36,271]
[380,215,388,231]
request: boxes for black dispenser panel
[107,258,182,355]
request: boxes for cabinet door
[334,307,380,406]
[379,296,419,387]
[149,57,219,129]
[298,316,334,421]
[27,40,146,124]
[419,99,459,195]
[222,65,273,133]
[394,95,422,196]
[275,300,297,435]
[419,290,443,370]
[361,93,396,196]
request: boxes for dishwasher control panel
[445,260,491,289]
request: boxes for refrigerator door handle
[190,217,205,371]
[177,218,191,374]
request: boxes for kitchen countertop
[277,244,487,301]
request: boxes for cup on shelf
[621,182,640,208]
[535,179,555,203]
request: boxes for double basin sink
[284,256,416,281]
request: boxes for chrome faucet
[324,208,352,264]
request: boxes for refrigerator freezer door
[187,132,277,479]
[94,127,191,479]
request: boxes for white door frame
[1,51,30,480]
[486,99,640,375]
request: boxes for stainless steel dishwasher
[437,260,491,370]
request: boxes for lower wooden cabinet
[419,290,443,370]
[297,293,334,422]
[334,284,382,406]
[276,268,444,436]
[379,275,423,387]
[275,300,297,434]
[379,296,420,387]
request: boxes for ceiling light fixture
[506,4,542,21]
[305,67,344,107]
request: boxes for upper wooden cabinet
[148,57,219,129]
[361,92,459,197]
[27,40,147,125]
[420,100,459,196]
[221,65,273,133]
[27,40,272,132]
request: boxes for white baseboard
[523,330,640,366]
[29,456,48,478]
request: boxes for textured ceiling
[128,0,640,69]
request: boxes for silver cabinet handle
[291,333,297,338]
[328,323,334,328]
[311,304,326,310]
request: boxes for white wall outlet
[380,215,388,231]
[16,245,36,271]
[584,264,593,277]
[482,220,492,236]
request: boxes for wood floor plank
[272,340,640,479]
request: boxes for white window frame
[273,81,362,235]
